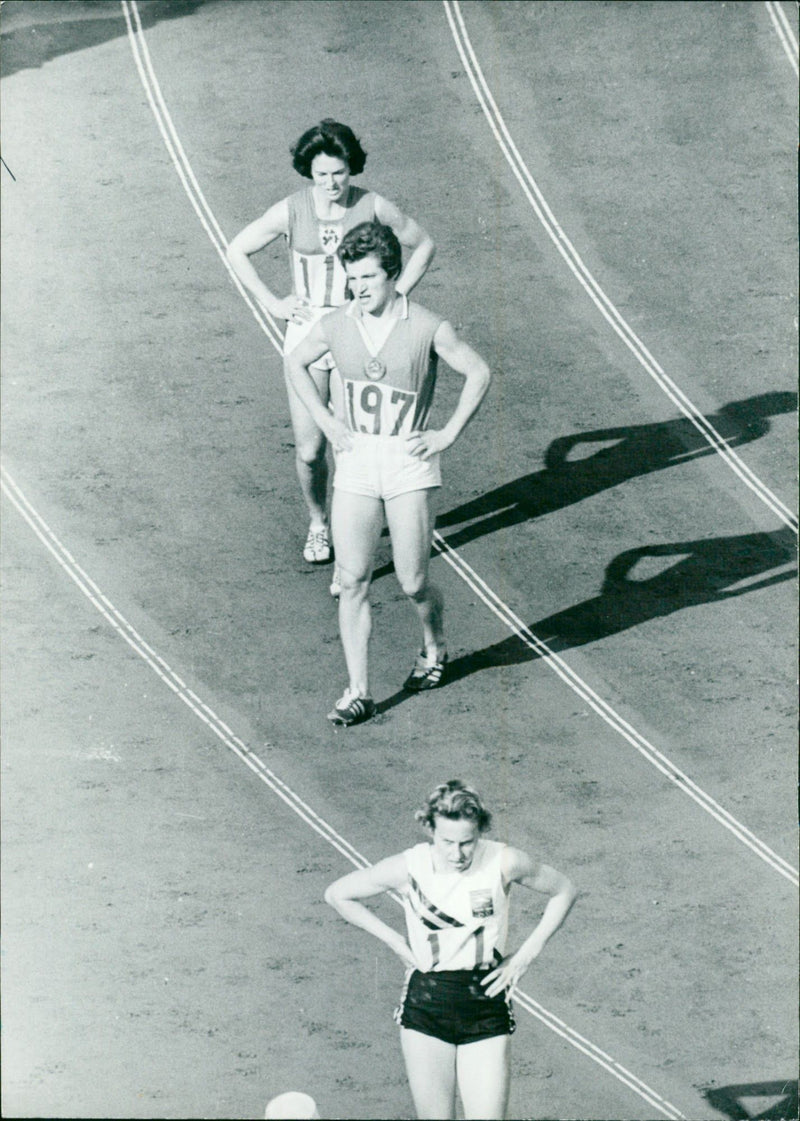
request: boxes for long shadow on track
[440,526,796,688]
[433,391,797,553]
[0,0,207,79]
[378,527,795,715]
[703,1078,798,1120]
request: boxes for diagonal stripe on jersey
[408,875,464,929]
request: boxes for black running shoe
[403,651,448,692]
[327,688,376,726]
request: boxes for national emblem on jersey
[470,889,495,918]
[319,224,342,254]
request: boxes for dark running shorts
[394,965,515,1046]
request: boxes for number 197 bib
[344,379,418,437]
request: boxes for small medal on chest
[364,356,387,381]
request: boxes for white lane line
[119,0,797,887]
[0,468,368,872]
[120,0,283,352]
[442,0,797,534]
[511,989,685,1120]
[766,1,800,74]
[433,533,799,887]
[0,465,687,1121]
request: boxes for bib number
[345,380,416,436]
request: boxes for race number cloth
[319,299,443,437]
[401,840,511,972]
[287,186,376,308]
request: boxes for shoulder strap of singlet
[287,187,314,248]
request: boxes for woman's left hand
[479,951,535,998]
[405,429,451,460]
[324,416,355,454]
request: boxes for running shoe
[329,564,342,597]
[303,525,331,564]
[327,688,376,727]
[403,650,449,692]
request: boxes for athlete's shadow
[1,0,206,80]
[438,527,796,688]
[434,391,796,551]
[703,1079,798,1119]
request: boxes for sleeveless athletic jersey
[319,300,442,438]
[401,840,511,972]
[287,186,376,308]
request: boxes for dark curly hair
[291,119,367,178]
[415,780,492,833]
[338,221,402,281]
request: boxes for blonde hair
[415,780,491,833]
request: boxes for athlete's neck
[312,185,348,220]
[363,292,401,322]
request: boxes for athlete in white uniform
[325,780,577,1120]
[227,121,434,569]
[287,222,491,727]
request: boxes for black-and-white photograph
[1,2,797,1118]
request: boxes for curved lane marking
[442,0,797,533]
[766,1,799,74]
[0,466,686,1121]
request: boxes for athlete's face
[430,816,481,873]
[310,153,350,202]
[346,255,395,316]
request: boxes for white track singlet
[401,840,510,971]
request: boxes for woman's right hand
[392,940,417,972]
[271,295,314,324]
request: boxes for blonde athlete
[227,120,434,569]
[286,222,490,726]
[325,780,577,1120]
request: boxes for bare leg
[331,488,384,698]
[284,360,330,529]
[400,1028,457,1120]
[385,489,445,659]
[456,1034,511,1120]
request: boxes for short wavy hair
[338,221,402,280]
[291,119,367,178]
[415,780,492,833]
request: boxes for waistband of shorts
[412,963,497,982]
[345,430,420,441]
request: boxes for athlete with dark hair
[227,121,434,572]
[286,222,490,726]
[325,780,577,1119]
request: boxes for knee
[338,566,371,598]
[295,436,326,469]
[399,571,427,601]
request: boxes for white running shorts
[333,433,441,501]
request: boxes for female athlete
[286,221,490,726]
[227,120,435,571]
[324,780,577,1119]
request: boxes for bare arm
[374,195,435,297]
[481,847,577,998]
[226,198,312,324]
[406,320,491,460]
[324,854,416,969]
[284,321,353,450]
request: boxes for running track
[2,3,797,1118]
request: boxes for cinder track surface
[1,2,797,1118]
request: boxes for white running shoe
[303,525,331,564]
